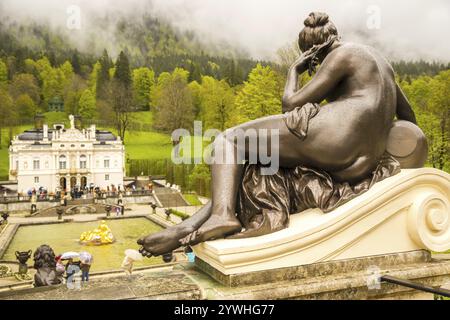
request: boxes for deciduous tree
[235,64,282,123]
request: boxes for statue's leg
[181,114,311,245]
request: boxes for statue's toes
[137,236,146,246]
[180,231,197,246]
[139,246,152,258]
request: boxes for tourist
[121,255,134,278]
[30,190,37,213]
[184,246,195,263]
[121,249,142,280]
[115,206,121,217]
[80,260,91,283]
[65,258,81,290]
[55,255,65,276]
[60,192,65,207]
[118,191,123,205]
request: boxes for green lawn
[183,193,202,206]
[124,130,172,160]
[0,148,8,180]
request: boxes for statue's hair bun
[304,12,329,28]
[299,12,338,52]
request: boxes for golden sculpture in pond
[80,220,115,245]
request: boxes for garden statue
[137,12,428,257]
[33,245,63,287]
[69,114,75,129]
[150,202,158,214]
[56,208,64,220]
[165,209,172,220]
[15,250,32,274]
[80,220,115,245]
[105,205,111,217]
[1,211,9,222]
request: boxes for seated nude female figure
[137,12,418,257]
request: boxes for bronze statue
[33,245,63,287]
[137,12,427,257]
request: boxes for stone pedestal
[189,250,450,299]
[194,168,450,276]
[191,168,450,298]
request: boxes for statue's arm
[396,84,417,124]
[282,50,347,113]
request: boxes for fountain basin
[2,218,163,272]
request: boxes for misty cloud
[0,0,449,61]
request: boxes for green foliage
[198,76,237,130]
[133,67,155,110]
[182,193,202,206]
[235,64,282,123]
[78,89,97,120]
[114,51,132,89]
[188,163,211,197]
[28,57,73,108]
[151,68,194,133]
[400,70,450,171]
[0,88,15,150]
[9,73,41,105]
[63,74,87,115]
[0,59,7,85]
[16,94,38,118]
[89,62,101,97]
[170,209,190,220]
[392,60,450,79]
[96,50,113,100]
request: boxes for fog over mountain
[0,0,448,61]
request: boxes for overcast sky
[1,0,449,61]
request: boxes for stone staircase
[153,189,189,208]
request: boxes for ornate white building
[9,115,125,193]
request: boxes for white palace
[8,115,125,193]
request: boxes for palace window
[33,160,40,170]
[34,177,39,183]
[105,174,110,181]
[104,159,110,168]
[80,155,87,169]
[59,155,67,169]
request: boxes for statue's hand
[293,36,337,74]
[292,48,318,73]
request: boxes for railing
[0,190,154,204]
[100,190,153,198]
[381,275,450,297]
[0,195,59,204]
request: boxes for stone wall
[0,201,59,213]
[0,195,155,213]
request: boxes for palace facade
[9,115,125,193]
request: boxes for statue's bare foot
[137,225,193,257]
[137,202,212,257]
[180,214,242,246]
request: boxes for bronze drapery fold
[236,154,400,238]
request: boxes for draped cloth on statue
[233,103,401,238]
